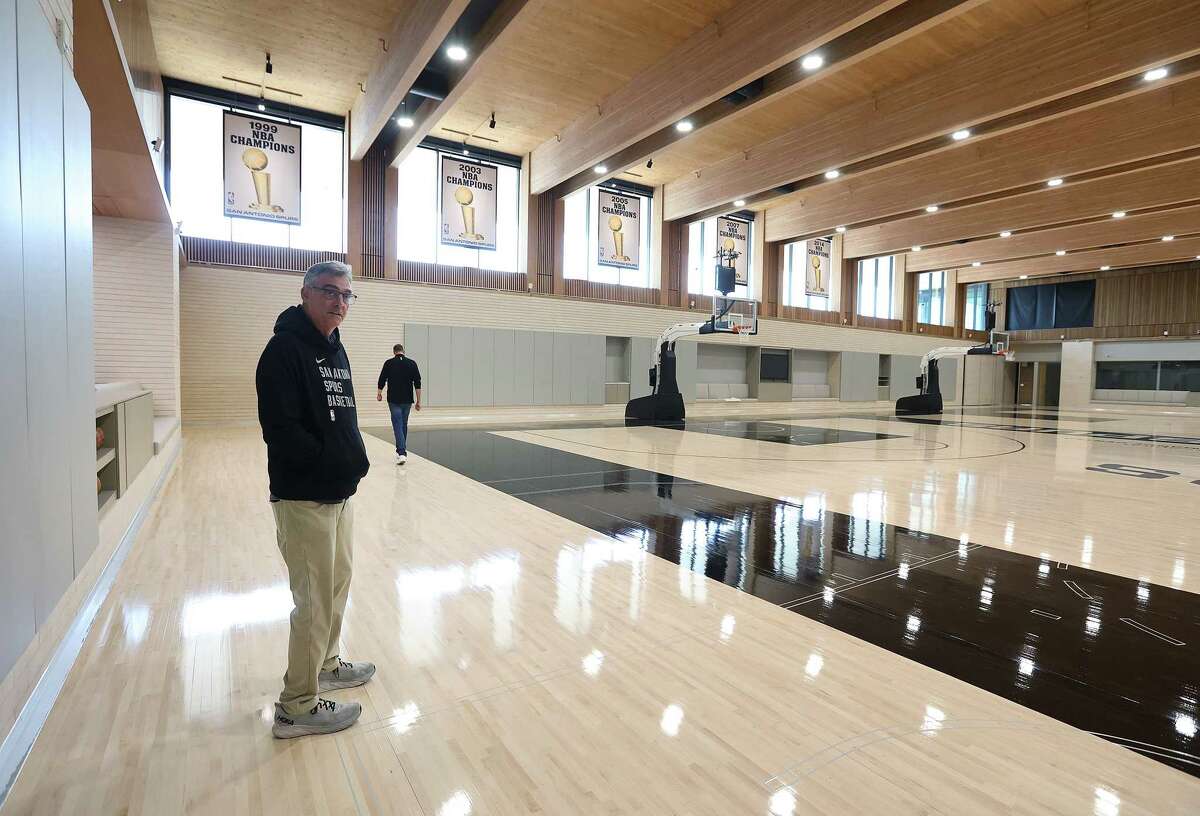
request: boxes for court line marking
[783,545,982,607]
[1030,609,1062,620]
[1063,580,1093,599]
[1119,617,1186,646]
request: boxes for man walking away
[256,260,376,739]
[376,343,422,464]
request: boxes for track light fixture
[489,112,496,129]
[646,158,653,169]
[265,52,273,75]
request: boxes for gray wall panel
[792,350,830,385]
[839,352,879,402]
[552,332,571,404]
[696,344,750,384]
[63,69,96,574]
[587,335,605,404]
[513,330,534,405]
[939,357,960,404]
[674,339,698,402]
[533,332,554,405]
[492,329,516,406]
[0,0,35,681]
[427,324,451,406]
[605,336,629,383]
[19,0,72,627]
[450,326,473,406]
[569,333,588,405]
[630,337,655,400]
[472,328,494,406]
[889,355,921,401]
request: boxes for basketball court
[3,0,1200,813]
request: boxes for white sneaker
[397,454,407,465]
[272,698,361,739]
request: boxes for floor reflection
[399,427,1200,777]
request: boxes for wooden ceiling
[146,0,409,114]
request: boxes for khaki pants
[272,498,355,716]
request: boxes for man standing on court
[376,343,422,464]
[256,260,375,739]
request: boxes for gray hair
[303,261,353,288]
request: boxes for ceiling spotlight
[999,230,1012,238]
[1163,235,1175,241]
[971,261,982,267]
[801,53,824,71]
[396,115,414,128]
[446,44,468,61]
[734,199,746,207]
[925,205,939,213]
[1144,67,1169,82]
[675,120,694,133]
[911,245,922,252]
[1019,274,1029,279]
[1055,250,1066,256]
[646,158,653,169]
[823,170,841,181]
[1046,178,1064,187]
[951,129,971,141]
[265,52,273,75]
[462,148,469,155]
[257,100,266,111]
[593,165,607,174]
[1100,265,1111,271]
[488,112,496,129]
[835,225,846,233]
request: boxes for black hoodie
[256,305,370,501]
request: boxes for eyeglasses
[310,285,358,304]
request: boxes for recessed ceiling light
[1144,67,1169,82]
[1019,275,1029,279]
[1111,211,1126,218]
[733,199,746,207]
[951,129,971,141]
[593,165,607,174]
[925,205,939,213]
[1162,235,1175,241]
[971,261,982,267]
[1047,178,1064,187]
[1055,250,1066,256]
[257,101,266,112]
[446,44,468,61]
[462,148,469,155]
[835,225,846,233]
[801,53,824,71]
[675,120,694,133]
[395,116,414,128]
[911,245,922,252]
[1100,265,1111,271]
[824,169,840,180]
[999,230,1012,238]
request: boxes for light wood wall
[997,259,1200,340]
[94,217,181,417]
[180,264,972,425]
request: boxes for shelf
[96,447,116,471]
[97,489,116,515]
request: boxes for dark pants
[389,402,412,455]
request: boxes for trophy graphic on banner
[242,148,283,213]
[454,186,483,241]
[608,215,630,262]
[809,253,826,294]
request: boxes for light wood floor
[4,407,1200,814]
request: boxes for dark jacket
[256,305,370,501]
[377,355,422,405]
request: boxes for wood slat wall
[563,279,661,305]
[181,236,346,274]
[1001,260,1200,340]
[359,142,388,279]
[534,193,556,294]
[914,322,957,338]
[396,259,529,292]
[664,220,685,307]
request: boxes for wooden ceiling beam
[843,156,1200,259]
[527,0,906,195]
[543,0,983,201]
[908,205,1200,272]
[348,0,469,160]
[665,0,1200,221]
[763,77,1200,243]
[381,0,539,168]
[956,236,1200,284]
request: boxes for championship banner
[597,190,641,269]
[441,156,497,250]
[805,237,832,297]
[223,112,301,225]
[716,217,749,285]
